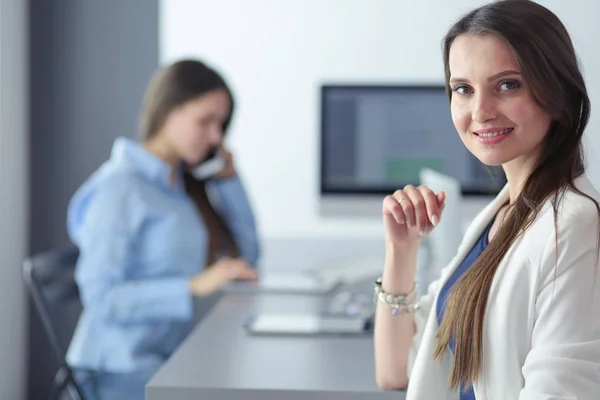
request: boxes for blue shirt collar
[110,137,185,190]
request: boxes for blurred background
[0,0,598,399]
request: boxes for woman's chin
[472,151,511,167]
[186,153,206,167]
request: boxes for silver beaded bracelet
[373,277,419,317]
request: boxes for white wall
[0,0,28,398]
[160,0,600,239]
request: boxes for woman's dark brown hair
[140,59,240,265]
[433,0,600,389]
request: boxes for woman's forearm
[374,242,419,390]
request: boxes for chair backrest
[23,247,82,364]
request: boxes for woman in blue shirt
[66,59,260,400]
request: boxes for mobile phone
[191,146,226,180]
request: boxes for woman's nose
[209,128,223,144]
[472,93,497,124]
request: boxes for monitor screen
[320,85,506,196]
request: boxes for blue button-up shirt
[66,137,260,372]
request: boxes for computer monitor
[320,84,506,200]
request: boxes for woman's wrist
[384,238,421,252]
[189,273,208,297]
[382,242,419,293]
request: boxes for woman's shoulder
[544,175,600,230]
[80,161,152,197]
[528,176,600,262]
[67,165,149,232]
[527,176,600,289]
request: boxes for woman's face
[448,34,552,172]
[161,88,231,166]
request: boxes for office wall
[0,1,29,399]
[28,0,159,397]
[160,0,600,239]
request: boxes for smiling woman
[448,34,553,189]
[374,1,600,399]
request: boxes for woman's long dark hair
[139,59,240,264]
[433,0,600,389]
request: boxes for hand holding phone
[191,147,235,180]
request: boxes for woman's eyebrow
[449,70,521,84]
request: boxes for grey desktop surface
[147,291,404,399]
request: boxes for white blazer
[406,175,600,400]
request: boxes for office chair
[23,247,86,400]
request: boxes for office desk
[147,290,404,400]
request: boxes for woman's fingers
[385,185,446,238]
[383,193,406,224]
[232,261,258,281]
[403,185,430,235]
[393,188,416,227]
[418,186,442,228]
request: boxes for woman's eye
[451,85,472,95]
[498,80,521,91]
